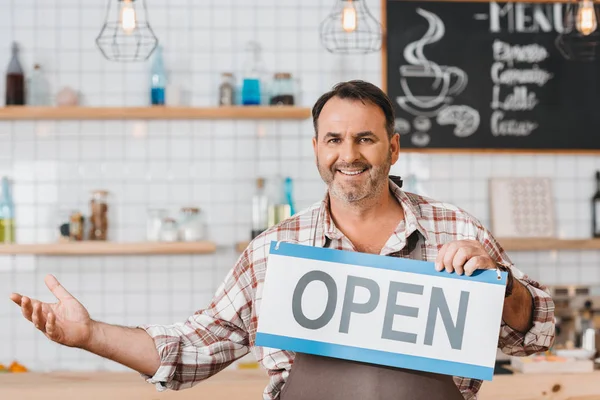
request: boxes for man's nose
[339,141,360,163]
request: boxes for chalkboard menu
[386,0,600,150]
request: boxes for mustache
[332,162,370,171]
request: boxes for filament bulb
[120,0,136,34]
[576,0,597,36]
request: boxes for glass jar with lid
[89,190,109,241]
[160,218,179,242]
[178,207,205,241]
[269,73,295,105]
[146,208,167,241]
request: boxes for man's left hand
[434,240,496,276]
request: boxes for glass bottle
[5,42,25,106]
[269,73,295,105]
[0,177,15,243]
[219,72,235,106]
[150,45,166,105]
[28,64,51,106]
[252,177,269,239]
[89,190,109,241]
[242,41,264,106]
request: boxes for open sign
[256,242,507,381]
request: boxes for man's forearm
[82,320,161,377]
[502,278,534,333]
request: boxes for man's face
[312,97,400,205]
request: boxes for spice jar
[146,208,167,241]
[69,211,84,241]
[219,72,235,106]
[160,218,179,242]
[89,190,109,241]
[269,73,295,105]
[179,207,205,241]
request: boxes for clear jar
[219,72,235,106]
[146,209,167,241]
[179,207,205,241]
[89,190,109,241]
[160,218,179,242]
[269,73,295,105]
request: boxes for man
[10,80,555,399]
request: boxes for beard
[317,150,392,205]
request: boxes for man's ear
[390,133,400,164]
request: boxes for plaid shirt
[140,178,555,399]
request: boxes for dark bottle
[593,171,600,237]
[5,42,25,105]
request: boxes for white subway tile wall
[0,0,599,372]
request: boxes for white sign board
[256,241,508,381]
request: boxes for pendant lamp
[555,0,600,61]
[96,0,159,62]
[320,0,383,54]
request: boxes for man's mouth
[337,168,367,176]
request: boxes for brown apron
[279,228,465,400]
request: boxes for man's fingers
[20,297,33,322]
[442,244,460,274]
[31,302,40,329]
[435,243,449,271]
[463,257,480,276]
[46,312,56,338]
[45,274,73,302]
[452,247,471,275]
[9,293,22,306]
[32,302,47,332]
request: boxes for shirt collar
[315,177,430,247]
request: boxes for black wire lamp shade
[320,0,383,54]
[555,0,600,61]
[96,0,159,62]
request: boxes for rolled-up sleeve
[138,252,254,391]
[470,216,556,356]
[497,276,555,355]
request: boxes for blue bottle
[150,45,166,105]
[0,177,15,243]
[242,42,264,106]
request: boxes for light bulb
[342,2,357,32]
[576,0,597,36]
[120,0,136,34]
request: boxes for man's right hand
[9,274,93,349]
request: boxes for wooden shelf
[0,241,217,256]
[0,106,312,121]
[499,238,600,251]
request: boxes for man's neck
[329,186,404,228]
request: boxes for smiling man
[10,80,555,400]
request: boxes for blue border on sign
[256,332,494,381]
[269,241,507,285]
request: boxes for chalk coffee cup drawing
[397,64,468,117]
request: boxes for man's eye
[327,138,341,144]
[359,138,373,143]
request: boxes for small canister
[179,207,205,241]
[160,218,179,242]
[269,73,295,105]
[69,211,84,241]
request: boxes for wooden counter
[1,370,599,399]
